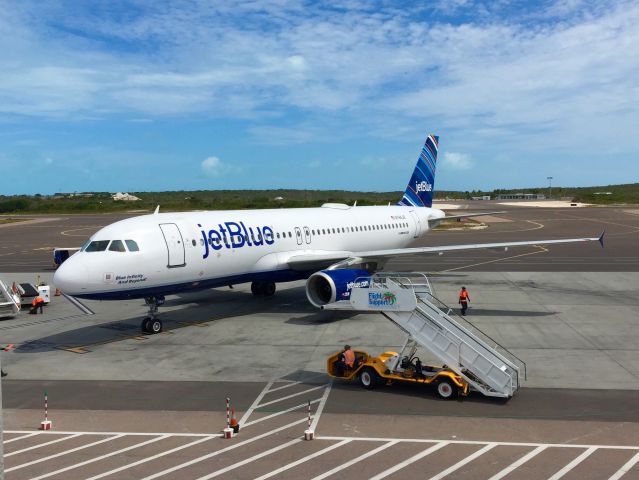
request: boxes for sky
[1,0,638,195]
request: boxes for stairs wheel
[436,379,458,399]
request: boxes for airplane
[53,135,604,334]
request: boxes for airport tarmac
[1,204,638,478]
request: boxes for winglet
[598,230,605,248]
[154,205,160,215]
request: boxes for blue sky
[1,0,638,195]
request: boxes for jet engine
[305,269,370,308]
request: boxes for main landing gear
[251,281,276,296]
[141,296,165,334]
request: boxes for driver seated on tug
[334,345,356,377]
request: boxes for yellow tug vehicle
[327,350,470,400]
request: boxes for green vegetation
[0,218,27,225]
[0,183,637,214]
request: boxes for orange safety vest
[31,296,44,307]
[459,290,469,302]
[344,349,355,368]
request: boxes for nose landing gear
[142,296,165,334]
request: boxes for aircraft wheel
[262,282,276,296]
[436,379,458,399]
[359,368,378,390]
[141,317,152,333]
[251,281,263,295]
[149,318,163,334]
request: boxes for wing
[286,232,605,271]
[436,211,505,223]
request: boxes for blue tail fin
[398,134,439,208]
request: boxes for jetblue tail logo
[398,134,438,208]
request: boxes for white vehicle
[54,135,603,333]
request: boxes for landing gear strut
[142,296,165,334]
[251,281,276,296]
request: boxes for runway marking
[139,419,307,480]
[243,398,321,427]
[610,450,639,480]
[487,445,548,480]
[439,245,549,272]
[238,380,274,425]
[6,434,125,472]
[3,432,39,443]
[56,346,90,354]
[60,227,104,237]
[310,440,399,480]
[548,446,597,479]
[28,434,170,480]
[368,441,448,480]
[5,433,82,456]
[254,439,351,480]
[430,443,497,480]
[83,435,218,480]
[256,384,327,408]
[195,438,304,480]
[310,379,332,431]
[266,380,302,393]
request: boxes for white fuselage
[54,204,445,299]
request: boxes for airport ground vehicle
[327,349,470,399]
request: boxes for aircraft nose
[53,257,88,295]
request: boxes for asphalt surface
[0,204,638,272]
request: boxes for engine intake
[305,269,370,308]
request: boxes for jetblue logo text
[416,181,432,193]
[199,222,275,259]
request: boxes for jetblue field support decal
[199,222,275,259]
[399,134,438,208]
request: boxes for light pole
[547,176,553,199]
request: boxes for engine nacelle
[306,269,371,308]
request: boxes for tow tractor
[327,340,469,400]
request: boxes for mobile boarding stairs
[0,279,20,319]
[323,273,526,398]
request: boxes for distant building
[273,196,285,201]
[112,192,141,201]
[593,192,613,195]
[471,195,491,201]
[496,193,546,200]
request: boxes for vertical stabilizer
[398,134,438,208]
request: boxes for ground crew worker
[30,296,45,314]
[334,345,356,376]
[1,344,14,377]
[458,286,470,315]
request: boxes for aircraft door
[159,223,186,268]
[303,226,311,244]
[409,210,422,238]
[294,227,303,245]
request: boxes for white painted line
[83,435,218,480]
[488,445,548,480]
[369,442,449,480]
[430,443,497,480]
[311,440,399,480]
[238,380,273,425]
[243,399,321,427]
[3,432,39,444]
[548,447,597,480]
[28,435,169,480]
[5,433,82,456]
[140,418,307,480]
[310,380,332,431]
[609,450,639,480]
[257,384,327,408]
[266,381,302,393]
[254,439,351,480]
[6,435,125,472]
[5,430,208,437]
[195,438,304,480]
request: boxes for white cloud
[441,152,472,170]
[201,156,226,177]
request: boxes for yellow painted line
[439,245,549,273]
[56,346,89,354]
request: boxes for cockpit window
[109,240,126,252]
[125,240,140,252]
[80,240,91,252]
[85,240,110,252]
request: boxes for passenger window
[85,240,110,252]
[109,240,126,252]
